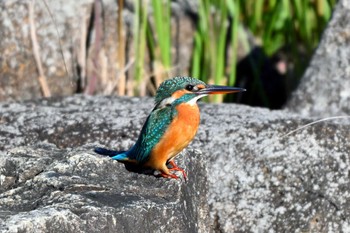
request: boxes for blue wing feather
[94,105,176,164]
[129,105,176,163]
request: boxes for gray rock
[287,0,350,117]
[0,144,209,233]
[1,95,350,232]
[198,106,350,232]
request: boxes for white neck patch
[158,96,176,109]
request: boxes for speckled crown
[155,77,205,104]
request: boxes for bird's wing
[131,106,175,163]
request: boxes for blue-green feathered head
[155,77,206,104]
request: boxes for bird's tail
[94,147,123,157]
[94,147,131,162]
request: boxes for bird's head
[155,77,245,108]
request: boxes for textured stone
[0,145,209,233]
[287,0,350,117]
[197,106,350,232]
[0,96,209,233]
[1,95,350,232]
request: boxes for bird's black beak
[197,85,246,95]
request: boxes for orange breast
[145,103,200,170]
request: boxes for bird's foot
[168,160,187,181]
[157,172,179,180]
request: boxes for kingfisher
[95,77,245,180]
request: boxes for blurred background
[0,0,337,109]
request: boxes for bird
[94,77,245,180]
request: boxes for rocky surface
[1,95,350,232]
[199,106,350,232]
[287,0,350,117]
[0,96,209,233]
[0,143,208,233]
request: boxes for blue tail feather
[111,153,130,161]
[94,147,133,162]
[94,147,124,157]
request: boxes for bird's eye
[185,84,194,91]
[185,84,198,91]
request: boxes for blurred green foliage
[128,0,336,104]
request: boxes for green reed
[127,0,336,103]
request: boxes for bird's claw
[157,172,179,179]
[168,160,187,181]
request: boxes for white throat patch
[187,94,208,106]
[157,94,207,108]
